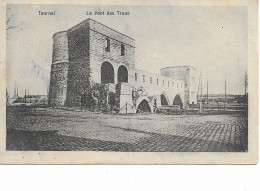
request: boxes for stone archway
[136,99,151,113]
[101,62,114,84]
[117,65,128,83]
[173,94,183,109]
[160,93,169,106]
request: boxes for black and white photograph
[0,1,258,164]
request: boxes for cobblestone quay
[6,106,248,152]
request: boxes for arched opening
[101,62,114,84]
[173,94,183,109]
[160,94,169,106]
[117,65,128,83]
[136,99,151,113]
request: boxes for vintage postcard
[0,0,258,164]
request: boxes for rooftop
[68,18,135,46]
[161,65,197,71]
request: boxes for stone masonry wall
[65,21,91,106]
[130,69,185,106]
[52,31,69,63]
[48,31,69,107]
[160,66,198,105]
[88,19,135,84]
[188,67,199,104]
[48,62,69,106]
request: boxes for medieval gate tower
[49,19,198,113]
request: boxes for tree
[6,7,21,32]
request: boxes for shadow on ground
[6,128,247,152]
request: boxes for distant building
[7,95,19,105]
[198,94,244,104]
[24,95,48,104]
[7,95,48,105]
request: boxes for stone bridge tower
[48,18,135,109]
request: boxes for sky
[6,4,248,96]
